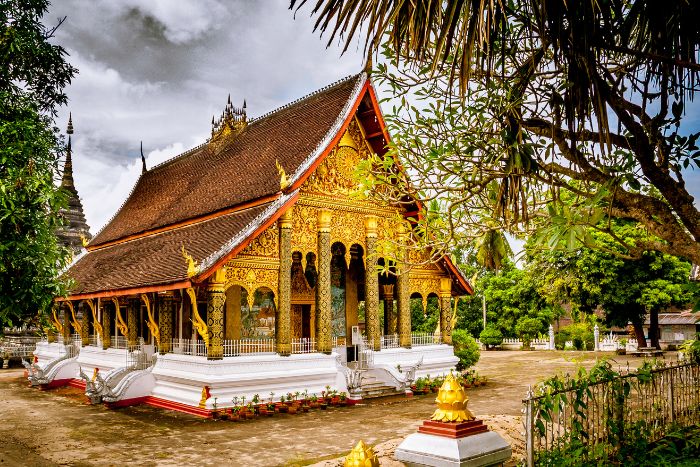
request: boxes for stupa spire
[56,113,92,255]
[61,113,75,190]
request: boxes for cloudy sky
[47,0,365,233]
[46,0,699,240]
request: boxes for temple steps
[357,373,405,399]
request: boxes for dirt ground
[0,350,661,466]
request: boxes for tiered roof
[64,73,471,299]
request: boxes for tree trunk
[649,310,660,349]
[631,317,647,348]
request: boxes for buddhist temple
[56,114,92,255]
[30,73,472,415]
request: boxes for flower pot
[230,413,240,422]
[320,403,328,410]
[288,406,298,415]
[245,412,255,420]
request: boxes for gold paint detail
[52,306,64,335]
[206,286,225,360]
[316,229,332,353]
[66,301,82,337]
[431,372,475,422]
[181,245,200,278]
[397,267,411,348]
[239,224,279,258]
[440,278,453,345]
[344,440,379,467]
[365,235,380,351]
[112,297,128,338]
[158,294,174,354]
[409,275,442,312]
[141,294,160,347]
[85,299,103,338]
[364,215,378,238]
[276,159,290,190]
[199,385,211,409]
[277,219,292,355]
[223,266,279,309]
[102,301,111,349]
[127,299,138,347]
[186,287,209,347]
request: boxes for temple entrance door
[301,305,311,339]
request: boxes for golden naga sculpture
[66,301,82,337]
[111,297,129,337]
[181,245,200,278]
[52,306,64,335]
[344,440,379,467]
[141,294,160,347]
[85,299,103,337]
[186,287,209,347]
[276,159,289,190]
[431,371,475,423]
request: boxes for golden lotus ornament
[430,372,475,423]
[344,440,380,467]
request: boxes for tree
[294,1,700,264]
[515,317,544,348]
[478,325,503,350]
[0,1,76,328]
[525,223,696,348]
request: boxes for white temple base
[373,344,458,379]
[395,431,512,467]
[33,342,67,367]
[150,352,347,410]
[76,346,128,376]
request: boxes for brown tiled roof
[90,74,365,246]
[67,203,270,295]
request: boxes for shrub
[515,317,543,347]
[479,325,503,349]
[558,322,595,351]
[452,329,480,370]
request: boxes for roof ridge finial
[141,141,147,174]
[210,93,248,145]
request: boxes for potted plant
[266,401,275,416]
[245,403,255,420]
[277,395,288,413]
[309,394,319,408]
[211,397,220,419]
[338,392,348,407]
[617,338,627,355]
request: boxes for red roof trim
[57,280,192,301]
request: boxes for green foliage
[478,325,503,349]
[410,296,438,334]
[680,334,700,364]
[556,323,595,351]
[451,329,479,370]
[515,317,543,346]
[0,0,76,327]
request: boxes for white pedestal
[395,431,511,467]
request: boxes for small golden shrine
[344,440,380,467]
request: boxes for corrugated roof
[645,311,700,326]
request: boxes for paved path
[0,350,661,466]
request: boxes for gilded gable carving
[302,120,368,197]
[224,265,279,308]
[291,204,318,254]
[239,224,279,258]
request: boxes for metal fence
[380,334,400,349]
[223,338,276,356]
[522,361,700,466]
[171,338,207,356]
[411,332,442,347]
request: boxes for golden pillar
[207,271,226,360]
[48,304,57,343]
[397,269,411,348]
[365,215,380,351]
[159,293,174,354]
[439,278,453,345]
[383,284,396,335]
[316,209,333,354]
[277,209,293,356]
[127,298,139,347]
[81,303,90,346]
[62,305,71,343]
[225,285,241,340]
[102,301,112,349]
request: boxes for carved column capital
[318,209,332,232]
[279,209,293,229]
[364,215,378,238]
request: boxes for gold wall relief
[239,224,279,258]
[291,203,318,254]
[409,275,442,312]
[329,210,365,266]
[224,265,279,309]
